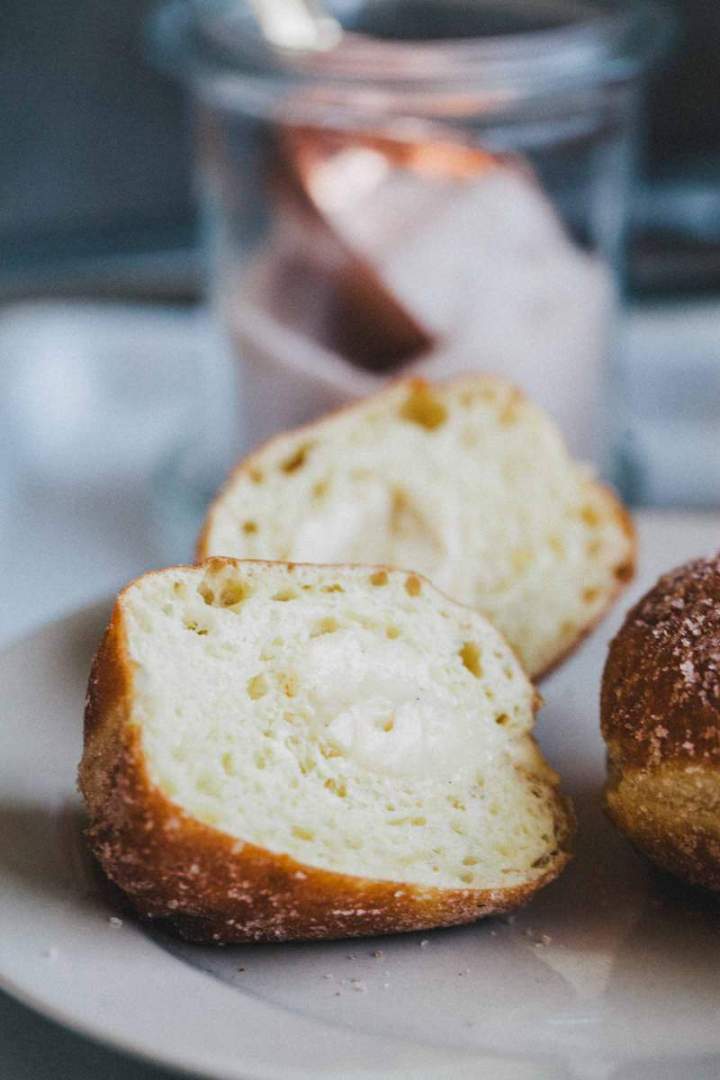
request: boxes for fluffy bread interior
[200,378,634,678]
[121,560,569,891]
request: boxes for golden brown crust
[601,553,720,891]
[79,562,573,944]
[604,761,720,892]
[197,374,636,681]
[602,554,720,770]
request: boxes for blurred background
[4,0,719,301]
[1,0,719,648]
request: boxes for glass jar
[158,0,666,463]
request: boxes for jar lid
[153,0,671,98]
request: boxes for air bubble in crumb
[273,589,297,602]
[400,387,448,430]
[459,642,483,678]
[405,575,422,597]
[247,674,268,700]
[281,443,312,473]
[219,580,248,606]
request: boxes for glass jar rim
[153,0,671,95]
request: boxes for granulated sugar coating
[602,553,720,769]
[601,553,720,892]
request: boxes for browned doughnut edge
[602,554,720,890]
[78,562,573,944]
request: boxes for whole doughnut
[601,554,720,890]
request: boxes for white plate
[2,511,720,1080]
